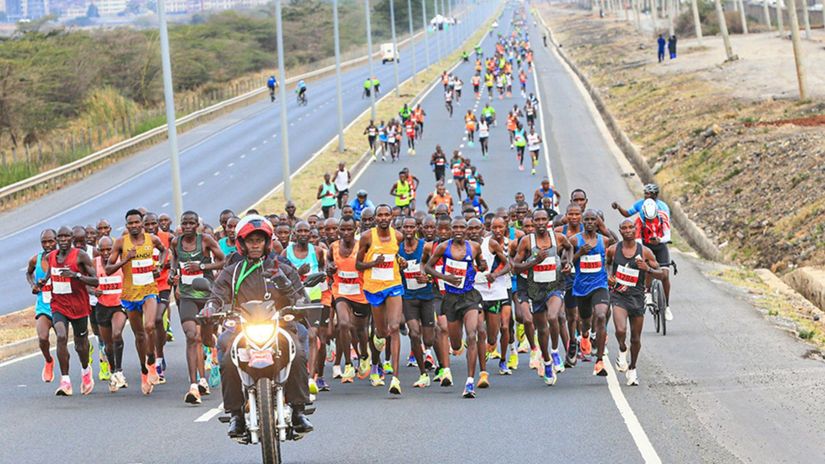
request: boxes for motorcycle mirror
[303,272,327,288]
[191,277,212,293]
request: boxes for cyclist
[633,199,673,321]
[266,75,278,102]
[613,183,671,218]
[296,80,307,105]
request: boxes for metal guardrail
[0,29,427,208]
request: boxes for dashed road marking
[182,191,188,197]
[194,402,225,423]
[197,181,205,187]
[213,171,220,177]
[162,202,170,208]
[227,162,234,168]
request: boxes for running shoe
[433,367,444,383]
[81,369,95,395]
[424,352,435,371]
[615,350,629,373]
[140,373,153,395]
[108,376,118,393]
[156,364,166,385]
[531,168,536,176]
[488,348,502,360]
[593,359,608,377]
[518,165,525,171]
[388,376,402,395]
[373,333,386,352]
[507,351,519,370]
[383,361,394,376]
[198,377,211,395]
[440,368,453,387]
[516,322,525,342]
[413,373,430,388]
[326,345,335,363]
[463,381,476,399]
[551,351,565,374]
[626,368,639,386]
[185,385,202,405]
[146,362,160,385]
[308,378,319,394]
[369,366,385,387]
[407,353,418,367]
[98,360,111,381]
[529,349,541,370]
[498,360,512,375]
[42,359,54,383]
[341,365,356,384]
[580,335,592,356]
[358,358,371,379]
[332,365,342,379]
[316,377,330,392]
[115,371,128,390]
[544,363,556,386]
[478,371,490,389]
[665,306,674,321]
[565,339,578,368]
[55,378,72,396]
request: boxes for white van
[381,43,399,64]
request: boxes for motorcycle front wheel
[257,378,281,464]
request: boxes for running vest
[399,239,433,300]
[611,242,646,297]
[395,180,411,207]
[366,125,377,137]
[572,233,608,297]
[534,187,553,208]
[331,241,367,304]
[122,233,158,301]
[514,128,526,147]
[451,159,464,178]
[177,234,211,300]
[286,243,321,301]
[35,251,52,316]
[478,121,490,138]
[527,133,540,150]
[362,228,401,294]
[95,256,123,307]
[219,237,237,256]
[154,230,171,292]
[433,153,446,168]
[320,182,337,207]
[48,248,90,319]
[525,232,562,301]
[442,240,476,295]
[474,236,510,301]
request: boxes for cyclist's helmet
[298,80,306,88]
[235,214,274,256]
[356,189,368,198]
[641,199,658,221]
[643,183,660,195]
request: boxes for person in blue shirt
[349,190,375,222]
[266,75,278,101]
[612,183,670,219]
[657,34,666,63]
[296,80,307,103]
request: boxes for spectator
[668,35,677,60]
[657,34,666,63]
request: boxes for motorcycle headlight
[244,323,276,346]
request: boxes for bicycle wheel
[652,280,666,336]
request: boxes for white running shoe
[332,365,342,379]
[664,306,673,321]
[615,350,628,372]
[626,368,639,386]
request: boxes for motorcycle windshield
[239,300,277,323]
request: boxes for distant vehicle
[381,43,399,64]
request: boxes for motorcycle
[193,272,326,464]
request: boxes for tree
[712,0,736,61]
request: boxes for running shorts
[121,294,158,313]
[442,290,482,323]
[402,298,435,327]
[610,291,645,317]
[94,303,125,328]
[482,298,510,314]
[364,285,404,307]
[158,289,171,306]
[52,312,89,337]
[334,298,371,318]
[530,290,564,314]
[576,288,610,320]
[178,298,206,324]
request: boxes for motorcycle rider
[203,215,313,438]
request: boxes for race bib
[580,254,602,274]
[337,271,361,296]
[131,258,155,286]
[615,264,640,287]
[403,260,426,291]
[180,263,204,286]
[99,275,123,296]
[444,258,468,289]
[533,258,557,283]
[371,254,396,281]
[51,268,72,295]
[42,281,52,304]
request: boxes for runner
[444,86,454,118]
[430,145,447,183]
[389,170,413,215]
[533,178,560,210]
[218,216,239,256]
[364,120,378,157]
[27,229,57,383]
[168,211,226,404]
[607,219,665,386]
[513,209,573,385]
[426,181,454,215]
[41,226,99,396]
[526,126,542,175]
[334,162,351,209]
[481,102,496,127]
[471,72,481,99]
[96,219,112,239]
[450,150,466,201]
[317,173,338,219]
[404,116,416,155]
[106,209,166,395]
[398,217,435,388]
[378,120,388,161]
[513,121,527,172]
[144,212,172,382]
[555,203,583,367]
[569,210,614,377]
[425,217,487,398]
[93,235,128,392]
[356,205,406,395]
[465,110,477,145]
[413,104,426,139]
[478,117,490,158]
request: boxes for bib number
[444,258,468,289]
[580,254,602,274]
[615,264,640,287]
[403,260,426,291]
[337,271,361,296]
[371,254,396,281]
[131,258,155,286]
[180,263,204,286]
[51,268,72,295]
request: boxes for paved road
[1,5,824,464]
[0,0,497,316]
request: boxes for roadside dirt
[539,5,825,271]
[0,308,35,346]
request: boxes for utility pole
[801,0,811,39]
[422,0,430,67]
[275,0,291,200]
[763,0,772,29]
[157,0,183,219]
[389,0,400,97]
[786,0,808,99]
[713,0,737,61]
[667,0,674,37]
[407,0,417,80]
[333,0,345,152]
[434,0,442,60]
[738,0,748,34]
[777,1,785,36]
[365,0,376,120]
[690,0,702,42]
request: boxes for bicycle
[646,259,677,336]
[296,91,308,106]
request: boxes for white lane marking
[195,402,225,423]
[197,181,205,187]
[162,202,170,208]
[17,384,26,388]
[251,147,257,151]
[227,162,235,168]
[240,154,246,159]
[262,140,267,145]
[271,134,277,139]
[213,171,220,177]
[182,191,188,197]
[532,14,661,464]
[530,27,555,190]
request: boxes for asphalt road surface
[1,4,823,464]
[0,0,497,315]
